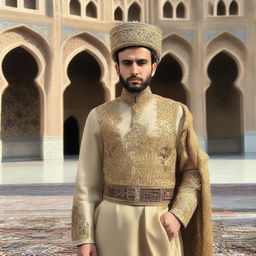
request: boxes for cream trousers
[95,200,184,256]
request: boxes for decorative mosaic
[1,82,40,138]
[0,20,50,41]
[62,27,109,44]
[205,29,247,44]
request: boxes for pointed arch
[162,33,193,93]
[64,51,105,151]
[62,32,111,96]
[128,2,141,21]
[176,2,186,18]
[69,0,81,16]
[151,54,187,104]
[205,32,246,91]
[206,51,243,154]
[0,25,50,158]
[163,1,173,18]
[0,26,50,160]
[1,46,42,160]
[217,0,226,15]
[0,25,49,94]
[203,32,247,153]
[114,6,123,21]
[86,1,97,18]
[229,0,239,15]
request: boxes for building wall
[0,0,255,160]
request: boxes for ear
[115,63,120,76]
[151,63,157,77]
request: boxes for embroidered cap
[110,21,162,63]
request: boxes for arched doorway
[1,46,41,160]
[206,51,242,154]
[64,51,104,157]
[64,116,79,155]
[151,54,187,104]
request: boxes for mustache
[127,76,143,82]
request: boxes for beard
[119,73,152,93]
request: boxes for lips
[128,77,143,83]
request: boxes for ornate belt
[103,184,174,206]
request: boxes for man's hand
[160,211,181,241]
[77,244,97,256]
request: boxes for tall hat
[110,21,162,62]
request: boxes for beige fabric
[71,88,206,255]
[95,201,183,256]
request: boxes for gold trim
[103,184,174,206]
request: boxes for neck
[120,86,152,105]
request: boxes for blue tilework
[205,29,247,44]
[0,19,50,41]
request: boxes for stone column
[41,0,63,160]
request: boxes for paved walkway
[0,154,256,184]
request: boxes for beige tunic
[72,87,201,256]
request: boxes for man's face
[115,47,157,93]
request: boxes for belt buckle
[126,186,140,202]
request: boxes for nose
[130,62,139,76]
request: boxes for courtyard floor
[0,155,255,255]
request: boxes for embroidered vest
[96,91,180,189]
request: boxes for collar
[120,86,153,108]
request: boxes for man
[72,22,213,256]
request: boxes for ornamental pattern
[1,82,40,138]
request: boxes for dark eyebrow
[121,59,133,64]
[136,59,148,64]
[120,59,148,64]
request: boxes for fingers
[91,247,98,256]
[164,225,175,241]
[76,244,98,256]
[160,212,181,241]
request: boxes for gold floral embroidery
[71,200,89,242]
[121,87,153,115]
[170,169,201,227]
[96,90,180,188]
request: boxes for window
[163,1,173,18]
[176,2,185,18]
[128,2,141,21]
[114,7,123,21]
[208,1,214,15]
[86,1,97,18]
[217,0,226,16]
[229,0,238,15]
[5,0,18,7]
[70,0,81,16]
[24,0,37,10]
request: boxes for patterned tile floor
[0,184,255,256]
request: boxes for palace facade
[0,0,255,161]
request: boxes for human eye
[122,60,132,66]
[137,59,147,66]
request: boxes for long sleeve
[169,104,203,227]
[71,108,104,246]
